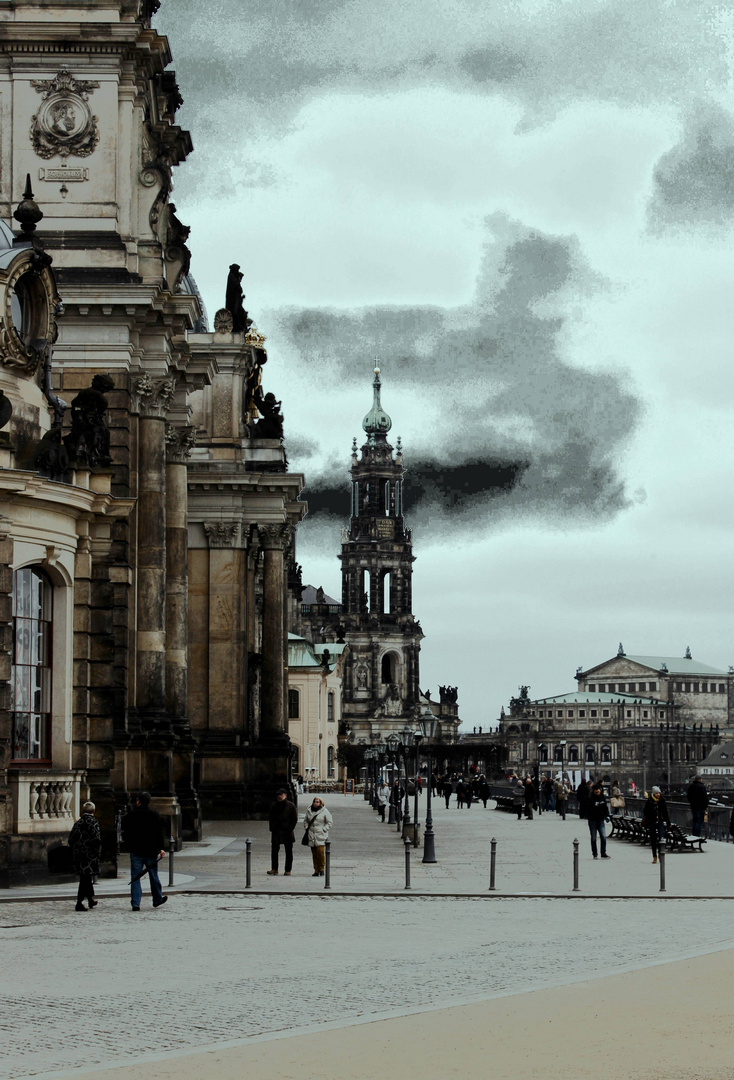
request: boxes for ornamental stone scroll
[131,373,176,418]
[204,521,240,548]
[165,423,196,463]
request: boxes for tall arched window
[384,480,390,515]
[568,745,579,763]
[539,743,548,763]
[585,746,595,763]
[381,653,397,684]
[288,688,300,719]
[12,567,52,762]
[383,572,391,614]
[327,691,334,722]
[601,745,611,763]
[327,745,335,778]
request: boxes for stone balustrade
[7,770,85,834]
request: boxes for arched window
[327,745,335,778]
[352,482,359,517]
[384,481,390,515]
[288,688,300,719]
[568,745,579,763]
[601,745,611,763]
[539,743,548,763]
[585,746,595,763]
[395,481,401,517]
[383,572,391,614]
[11,567,52,762]
[554,745,564,762]
[381,653,397,684]
[327,691,334,722]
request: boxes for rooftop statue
[251,391,283,440]
[225,263,252,334]
[64,373,114,467]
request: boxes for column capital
[259,522,293,552]
[165,423,196,463]
[131,373,177,418]
[204,521,240,548]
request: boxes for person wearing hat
[303,796,333,876]
[121,792,168,910]
[642,786,670,864]
[268,787,298,875]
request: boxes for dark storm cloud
[278,217,641,535]
[156,0,729,194]
[647,105,734,231]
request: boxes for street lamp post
[420,708,438,863]
[363,747,371,801]
[386,734,399,825]
[376,739,387,813]
[400,725,415,838]
[413,732,423,847]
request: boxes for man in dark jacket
[122,791,167,911]
[642,786,670,864]
[268,787,298,876]
[587,782,611,859]
[686,775,709,836]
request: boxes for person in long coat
[303,796,333,876]
[642,786,670,864]
[268,787,298,876]
[68,800,102,911]
[377,781,391,822]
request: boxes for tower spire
[362,364,392,438]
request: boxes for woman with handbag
[303,796,333,877]
[610,779,625,816]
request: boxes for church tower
[339,368,424,742]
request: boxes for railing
[7,769,85,834]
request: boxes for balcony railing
[7,769,85,834]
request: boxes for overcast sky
[157,0,734,730]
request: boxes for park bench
[665,822,706,853]
[493,794,517,813]
[609,816,646,843]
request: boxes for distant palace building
[497,645,732,789]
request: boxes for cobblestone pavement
[4,796,734,1079]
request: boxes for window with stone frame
[601,745,611,763]
[288,688,300,719]
[11,567,52,762]
[585,746,595,763]
[539,744,548,763]
[568,745,579,763]
[327,745,335,777]
[327,691,334,722]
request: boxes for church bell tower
[339,368,423,742]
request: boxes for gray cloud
[273,216,640,536]
[647,104,734,231]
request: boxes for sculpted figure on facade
[30,70,100,159]
[225,263,252,333]
[64,373,114,468]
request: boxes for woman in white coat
[303,796,333,877]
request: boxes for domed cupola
[362,367,391,439]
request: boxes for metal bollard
[659,841,666,893]
[489,837,497,891]
[324,840,331,889]
[168,835,175,887]
[404,837,411,889]
[573,838,579,892]
[245,838,252,889]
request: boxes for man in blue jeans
[587,782,611,859]
[122,791,168,911]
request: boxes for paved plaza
[3,795,734,1079]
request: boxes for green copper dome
[362,367,392,436]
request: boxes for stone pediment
[581,657,660,679]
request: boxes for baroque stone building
[0,1,304,884]
[497,646,730,790]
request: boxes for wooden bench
[665,822,707,853]
[493,794,518,813]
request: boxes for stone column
[259,523,292,738]
[246,526,261,739]
[131,373,175,720]
[165,423,195,721]
[203,521,243,731]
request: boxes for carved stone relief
[30,70,100,159]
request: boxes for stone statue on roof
[225,263,252,334]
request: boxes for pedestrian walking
[121,792,168,911]
[479,775,490,808]
[268,787,298,875]
[523,776,536,820]
[456,778,466,809]
[576,778,590,820]
[442,777,453,809]
[296,774,304,794]
[541,775,555,812]
[68,800,102,911]
[686,775,709,837]
[554,775,570,820]
[642,786,670,864]
[514,779,525,820]
[377,780,390,821]
[465,781,473,809]
[587,782,611,859]
[303,796,333,876]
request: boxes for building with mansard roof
[0,0,305,885]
